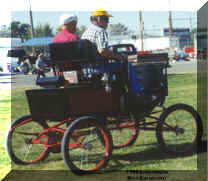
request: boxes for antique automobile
[6,40,203,175]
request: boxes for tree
[56,25,63,34]
[0,25,10,37]
[108,23,129,36]
[19,24,31,41]
[10,21,21,37]
[10,21,31,42]
[0,25,9,33]
[35,23,54,37]
[76,25,87,38]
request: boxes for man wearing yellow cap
[82,9,127,61]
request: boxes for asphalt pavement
[0,58,203,89]
[168,58,197,74]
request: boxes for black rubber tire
[156,104,203,154]
[6,115,50,165]
[61,116,113,175]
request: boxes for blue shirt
[36,58,46,69]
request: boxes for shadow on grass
[39,140,207,170]
[3,141,206,181]
[168,73,189,77]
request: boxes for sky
[11,11,197,35]
[0,0,207,34]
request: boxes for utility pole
[139,10,144,51]
[28,0,35,38]
[168,0,173,49]
[189,16,193,32]
[28,0,35,53]
[168,11,173,37]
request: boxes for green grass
[1,73,207,181]
[0,89,11,180]
[165,73,197,107]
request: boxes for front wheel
[156,104,203,154]
[6,115,50,165]
[61,116,113,175]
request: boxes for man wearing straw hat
[82,8,127,61]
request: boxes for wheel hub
[84,143,93,151]
[175,126,185,135]
[47,131,63,153]
[25,138,33,144]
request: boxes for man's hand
[99,48,127,61]
[120,53,128,61]
[39,68,44,72]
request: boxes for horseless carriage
[6,40,203,175]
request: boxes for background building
[162,28,191,49]
[0,37,21,72]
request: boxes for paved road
[0,58,202,89]
[168,59,197,74]
[0,73,12,89]
[11,73,39,89]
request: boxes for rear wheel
[6,115,50,164]
[156,104,203,154]
[61,116,113,175]
[109,118,139,149]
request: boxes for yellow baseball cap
[92,8,113,17]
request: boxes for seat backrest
[137,53,169,66]
[49,39,97,64]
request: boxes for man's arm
[35,59,43,71]
[98,48,125,61]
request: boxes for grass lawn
[0,89,11,180]
[0,73,207,181]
